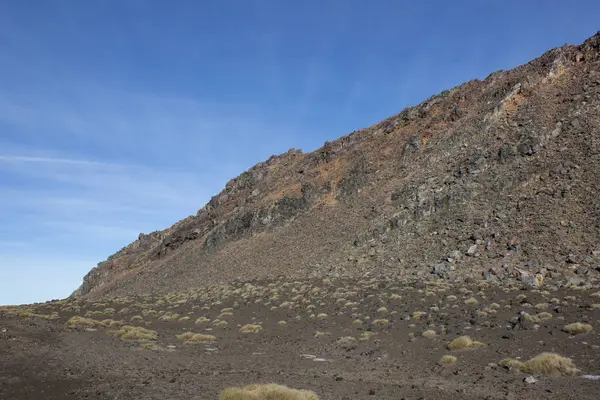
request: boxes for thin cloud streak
[0,155,114,166]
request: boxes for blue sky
[0,1,598,305]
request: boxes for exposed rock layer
[74,32,600,298]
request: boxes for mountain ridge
[74,31,600,299]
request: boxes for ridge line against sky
[1,0,599,305]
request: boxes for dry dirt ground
[2,277,600,399]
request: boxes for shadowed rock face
[74,32,600,299]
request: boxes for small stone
[467,244,478,256]
[567,254,578,264]
[524,376,538,384]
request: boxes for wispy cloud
[0,80,304,305]
[0,155,113,166]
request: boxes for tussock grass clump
[240,324,262,333]
[336,336,357,344]
[336,336,358,349]
[563,322,593,334]
[377,307,388,313]
[464,297,478,305]
[278,321,287,326]
[213,320,228,328]
[66,316,104,328]
[359,331,376,341]
[219,383,319,400]
[500,353,577,376]
[316,313,328,319]
[438,355,457,365]
[195,317,210,324]
[101,319,124,327]
[446,336,486,350]
[108,325,158,341]
[159,312,180,321]
[412,311,427,319]
[498,358,525,371]
[422,329,437,339]
[130,315,143,322]
[536,312,553,321]
[390,294,402,301]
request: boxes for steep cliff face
[74,33,600,299]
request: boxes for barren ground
[2,277,600,399]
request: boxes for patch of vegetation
[536,312,553,321]
[412,311,427,319]
[447,336,486,350]
[563,322,593,334]
[422,329,437,339]
[336,336,357,349]
[499,353,577,376]
[108,326,158,341]
[438,355,457,365]
[219,383,319,400]
[359,332,376,341]
[66,316,104,328]
[240,324,262,333]
[176,332,217,342]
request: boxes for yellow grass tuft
[412,311,427,319]
[66,316,105,328]
[500,353,577,376]
[422,329,437,339]
[536,312,553,321]
[336,336,357,349]
[563,322,593,334]
[499,358,525,370]
[464,297,478,305]
[219,383,319,400]
[359,332,376,341]
[240,324,263,333]
[446,336,486,350]
[438,355,457,365]
[108,326,158,341]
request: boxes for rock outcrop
[74,32,600,298]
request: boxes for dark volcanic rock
[74,32,600,299]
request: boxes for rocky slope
[74,32,600,299]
